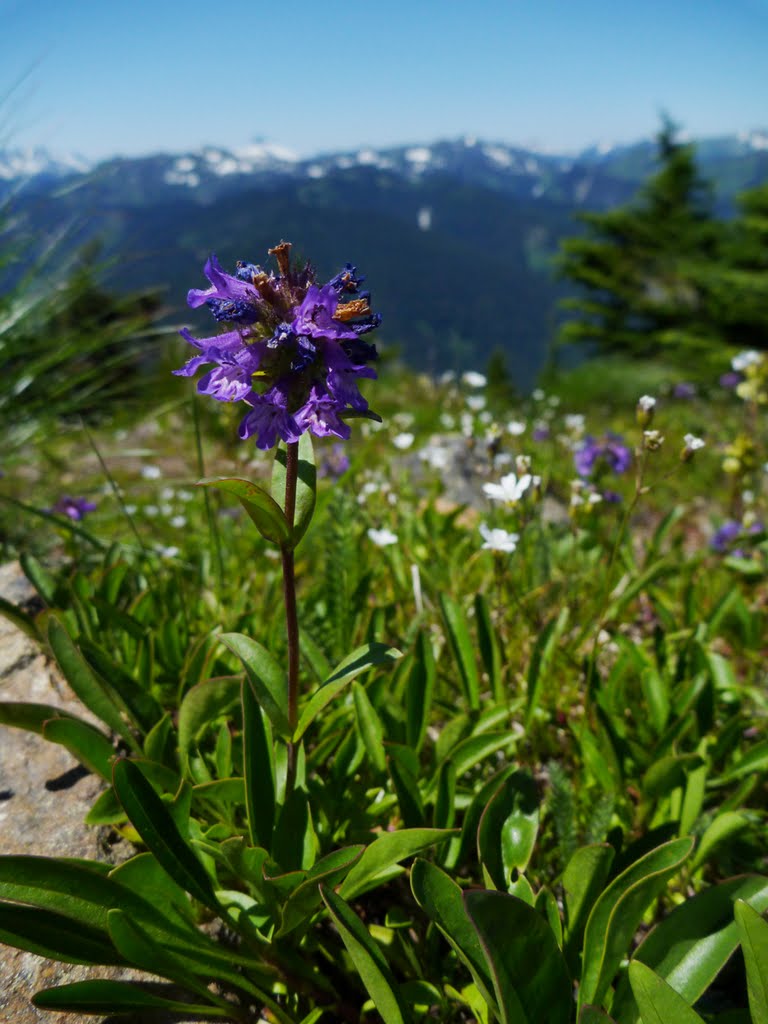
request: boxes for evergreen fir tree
[557,118,724,366]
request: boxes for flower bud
[636,395,656,427]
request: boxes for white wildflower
[393,432,415,450]
[462,371,487,388]
[141,465,162,480]
[482,472,532,504]
[479,523,519,553]
[638,395,656,411]
[367,527,398,547]
[507,419,527,436]
[732,350,762,372]
[467,395,486,412]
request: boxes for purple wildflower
[711,519,765,555]
[318,443,351,479]
[719,371,742,390]
[574,433,632,478]
[49,496,96,521]
[175,242,380,449]
[672,382,696,399]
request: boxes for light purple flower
[575,434,632,478]
[49,496,96,521]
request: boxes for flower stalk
[281,441,301,792]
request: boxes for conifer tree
[557,118,723,365]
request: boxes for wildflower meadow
[0,239,767,1024]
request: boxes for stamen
[268,241,292,276]
[334,298,371,322]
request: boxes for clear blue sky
[2,0,766,159]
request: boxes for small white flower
[177,489,195,502]
[462,371,487,388]
[393,432,415,450]
[393,412,415,428]
[161,486,175,500]
[156,545,179,559]
[643,429,664,451]
[467,395,486,412]
[532,388,545,401]
[683,433,705,451]
[420,445,450,470]
[507,419,527,436]
[479,523,519,553]
[638,395,656,411]
[170,515,187,528]
[479,409,492,424]
[439,370,456,385]
[515,454,532,475]
[439,412,456,429]
[482,472,532,504]
[124,504,137,516]
[141,465,162,480]
[460,412,474,437]
[145,504,159,517]
[564,413,585,434]
[367,527,398,547]
[732,350,762,372]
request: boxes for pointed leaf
[406,631,435,752]
[628,961,706,1024]
[177,675,241,778]
[410,859,498,1014]
[42,717,115,780]
[736,900,768,1024]
[321,886,410,1024]
[340,828,456,901]
[112,758,218,911]
[0,701,78,734]
[0,902,123,966]
[579,837,694,1010]
[198,476,290,546]
[465,889,572,1024]
[353,680,386,773]
[220,632,290,736]
[440,594,480,710]
[294,643,401,742]
[32,980,237,1018]
[47,616,136,747]
[242,679,275,851]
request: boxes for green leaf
[713,741,768,785]
[32,980,238,1018]
[440,593,480,711]
[465,889,572,1024]
[0,902,123,966]
[578,836,694,1011]
[628,961,706,1024]
[563,844,615,969]
[272,787,318,873]
[641,754,705,801]
[735,900,768,1024]
[20,552,57,604]
[294,642,401,742]
[612,875,768,1024]
[112,758,218,911]
[477,771,539,889]
[410,859,498,1014]
[579,1008,619,1024]
[278,845,364,937]
[388,745,427,828]
[321,886,410,1024]
[177,676,241,779]
[242,679,275,851]
[340,828,457,901]
[42,717,115,780]
[525,607,569,728]
[198,475,290,546]
[692,811,751,871]
[406,631,435,752]
[47,616,137,748]
[272,432,316,546]
[0,594,41,642]
[475,594,502,701]
[353,680,387,773]
[220,632,290,736]
[0,701,78,734]
[640,666,670,735]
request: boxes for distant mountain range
[3,132,767,386]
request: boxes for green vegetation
[558,119,768,370]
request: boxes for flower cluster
[574,433,632,479]
[48,496,96,521]
[175,243,381,449]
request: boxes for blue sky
[2,0,766,159]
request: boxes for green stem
[282,442,300,795]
